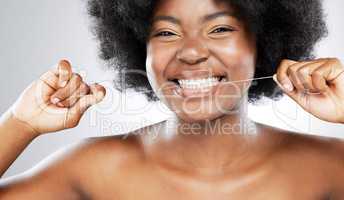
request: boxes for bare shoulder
[58,133,147,181]
[265,124,344,159]
[259,123,344,191]
[0,126,151,199]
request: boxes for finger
[64,84,106,128]
[323,58,344,84]
[274,74,309,110]
[57,83,90,107]
[297,66,314,92]
[57,60,73,88]
[71,84,106,115]
[287,62,309,92]
[309,58,344,93]
[50,73,83,104]
[312,64,331,93]
[276,59,298,92]
[296,60,325,92]
[39,69,59,90]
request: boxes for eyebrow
[202,11,235,22]
[152,11,235,25]
[152,15,181,25]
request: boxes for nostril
[197,57,208,63]
[172,79,179,84]
[178,57,208,65]
[168,79,179,84]
[176,47,209,65]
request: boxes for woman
[1,0,344,199]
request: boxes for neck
[141,104,281,177]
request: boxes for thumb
[273,74,308,108]
[64,84,106,128]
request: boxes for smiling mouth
[168,75,228,98]
[170,76,226,88]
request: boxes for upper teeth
[178,77,221,89]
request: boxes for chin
[176,112,223,123]
[169,97,241,123]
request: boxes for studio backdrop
[1,0,343,178]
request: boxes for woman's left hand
[274,58,344,123]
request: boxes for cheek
[146,43,176,83]
[210,37,256,78]
[146,43,178,99]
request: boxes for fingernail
[51,97,60,104]
[272,74,278,83]
[96,91,105,100]
[273,75,288,91]
[57,102,64,107]
[60,81,67,87]
[283,82,294,92]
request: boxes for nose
[176,37,210,65]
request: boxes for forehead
[153,0,235,18]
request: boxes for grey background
[1,0,344,178]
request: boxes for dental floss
[224,75,275,84]
[95,75,275,85]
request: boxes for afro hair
[87,0,328,102]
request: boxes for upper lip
[168,70,226,81]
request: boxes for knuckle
[280,59,295,66]
[329,57,341,66]
[312,69,323,77]
[289,76,301,87]
[73,73,83,82]
[294,81,304,90]
[80,83,89,90]
[297,75,307,84]
[287,66,296,75]
[298,67,309,76]
[280,59,289,66]
[96,84,106,95]
[79,83,90,94]
[317,58,327,63]
[276,71,286,81]
[290,64,300,71]
[275,70,283,80]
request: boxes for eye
[154,31,177,37]
[210,27,234,34]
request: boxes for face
[146,0,256,122]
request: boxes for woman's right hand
[8,60,106,136]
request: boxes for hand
[274,58,344,123]
[9,60,106,135]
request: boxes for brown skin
[1,0,344,199]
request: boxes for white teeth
[177,77,221,89]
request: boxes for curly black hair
[87,0,328,102]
